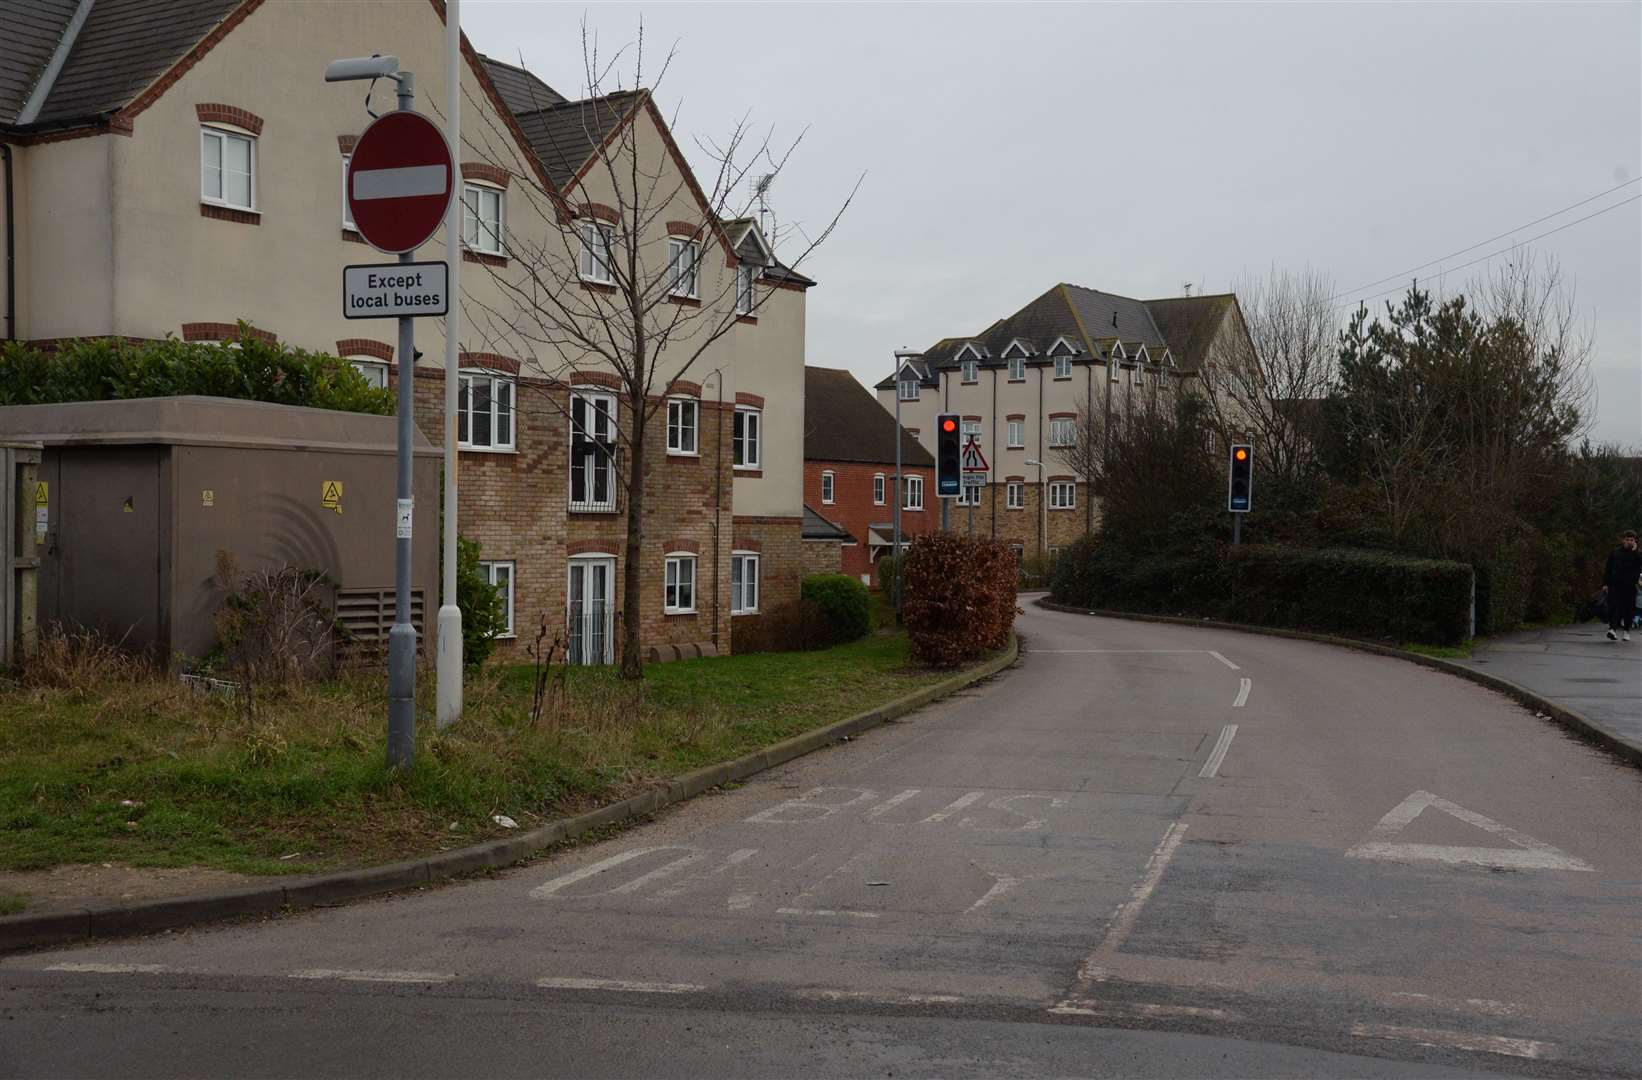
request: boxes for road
[4,602,1638,1079]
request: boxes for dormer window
[1054,356,1073,379]
[961,359,979,384]
[898,377,919,401]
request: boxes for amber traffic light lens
[1234,449,1247,461]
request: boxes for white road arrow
[1346,790,1593,871]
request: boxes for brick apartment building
[0,0,814,662]
[877,284,1251,561]
[803,367,934,586]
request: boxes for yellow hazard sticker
[34,481,46,505]
[322,480,343,513]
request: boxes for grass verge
[0,893,24,915]
[1,632,958,877]
[1401,640,1475,660]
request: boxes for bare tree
[449,24,857,678]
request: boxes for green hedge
[800,574,871,645]
[0,331,394,415]
[1052,539,1473,645]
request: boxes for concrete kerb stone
[1035,597,1642,769]
[0,633,1019,955]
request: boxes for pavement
[1456,622,1642,752]
[3,601,1637,1079]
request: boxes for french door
[567,558,615,665]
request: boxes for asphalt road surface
[5,602,1638,1079]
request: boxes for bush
[730,597,833,654]
[455,536,508,668]
[800,574,871,646]
[901,533,1017,667]
[876,554,901,602]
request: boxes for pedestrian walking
[1601,529,1641,642]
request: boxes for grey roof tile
[802,504,852,542]
[514,90,643,191]
[806,366,933,467]
[1143,294,1236,373]
[479,54,565,114]
[0,0,78,123]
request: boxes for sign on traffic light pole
[1228,443,1253,545]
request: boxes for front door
[567,558,614,665]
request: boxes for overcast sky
[463,2,1641,446]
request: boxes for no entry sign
[347,111,454,254]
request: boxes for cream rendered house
[0,0,813,661]
[876,284,1251,561]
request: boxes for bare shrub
[23,623,149,692]
[212,551,336,715]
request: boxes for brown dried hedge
[901,533,1018,667]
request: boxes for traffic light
[1228,443,1253,513]
[935,413,962,497]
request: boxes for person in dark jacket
[1602,529,1641,642]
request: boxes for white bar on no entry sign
[352,164,448,200]
[343,261,448,319]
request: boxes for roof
[1142,294,1237,373]
[801,504,852,542]
[1,0,243,130]
[478,53,566,114]
[513,90,645,191]
[805,366,933,467]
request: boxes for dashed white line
[1199,724,1239,779]
[44,962,173,975]
[776,907,881,919]
[800,988,964,1005]
[1208,650,1239,670]
[1350,1022,1553,1060]
[1232,677,1251,708]
[1075,821,1189,986]
[288,969,455,984]
[1386,991,1524,1017]
[1051,1000,1237,1022]
[535,976,704,994]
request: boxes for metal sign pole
[386,73,419,771]
[435,0,463,728]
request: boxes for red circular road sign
[346,111,454,254]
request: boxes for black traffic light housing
[935,413,962,497]
[1227,443,1253,513]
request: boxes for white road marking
[727,892,756,910]
[351,164,448,200]
[920,790,986,824]
[964,874,1022,914]
[1208,650,1239,670]
[530,846,674,899]
[289,969,455,984]
[652,848,759,900]
[610,850,706,895]
[866,789,922,817]
[1198,724,1239,779]
[535,976,703,994]
[1349,1022,1553,1060]
[800,988,964,1005]
[1051,1000,1236,1022]
[1386,991,1524,1017]
[1030,649,1218,654]
[776,907,880,919]
[745,786,878,824]
[1346,791,1594,872]
[1076,821,1189,986]
[44,963,172,975]
[1232,677,1251,708]
[960,793,1068,831]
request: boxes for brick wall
[804,460,936,585]
[937,480,1094,555]
[801,539,843,576]
[729,514,803,651]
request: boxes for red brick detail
[665,380,702,398]
[735,393,765,409]
[733,515,804,526]
[1048,412,1076,420]
[735,315,758,326]
[731,539,762,552]
[337,134,357,155]
[571,371,622,390]
[460,352,520,374]
[182,322,275,344]
[461,162,510,187]
[578,202,620,223]
[666,295,701,307]
[200,204,259,225]
[1004,475,1026,482]
[342,228,366,244]
[1006,413,1026,421]
[962,414,982,421]
[464,250,508,267]
[568,540,620,556]
[666,220,705,237]
[665,539,702,555]
[733,469,763,478]
[196,103,263,135]
[337,338,392,361]
[1048,474,1075,483]
[581,281,618,296]
[804,462,935,586]
[107,0,268,135]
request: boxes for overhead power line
[1331,192,1642,315]
[1329,175,1642,303]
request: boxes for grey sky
[464,2,1641,446]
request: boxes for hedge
[799,574,871,645]
[1052,538,1473,645]
[901,533,1018,667]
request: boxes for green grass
[0,893,25,915]
[0,631,962,877]
[1401,640,1475,660]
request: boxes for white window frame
[873,473,886,505]
[904,474,924,511]
[478,560,516,638]
[1049,418,1076,448]
[1007,481,1024,510]
[1054,355,1073,379]
[821,470,835,504]
[666,397,699,456]
[1132,364,1145,385]
[956,483,981,507]
[1008,356,1025,381]
[667,237,701,298]
[341,154,355,231]
[578,220,615,284]
[200,125,256,212]
[898,380,919,401]
[462,182,505,256]
[457,370,516,451]
[570,390,618,512]
[733,406,761,470]
[1049,480,1076,509]
[960,359,979,384]
[664,553,697,614]
[348,358,388,389]
[730,551,760,615]
[1007,419,1024,449]
[735,263,756,315]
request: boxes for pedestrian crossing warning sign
[322,480,343,513]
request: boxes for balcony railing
[567,602,615,665]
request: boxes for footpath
[1456,623,1642,756]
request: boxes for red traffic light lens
[942,419,957,432]
[1234,448,1247,461]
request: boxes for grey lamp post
[1025,457,1047,561]
[892,349,921,617]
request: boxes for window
[1010,543,1025,568]
[956,483,981,507]
[1007,419,1024,449]
[961,359,979,384]
[873,473,886,505]
[478,560,515,637]
[1007,481,1024,509]
[1054,355,1073,379]
[570,392,618,511]
[1204,429,1217,455]
[1049,480,1076,509]
[1008,356,1025,381]
[667,238,700,298]
[341,155,354,230]
[898,380,919,401]
[1050,418,1076,447]
[1132,364,1145,385]
[462,183,504,255]
[904,474,924,510]
[201,126,254,210]
[821,470,835,504]
[350,360,387,389]
[457,371,515,450]
[664,555,696,613]
[666,398,698,455]
[731,552,760,615]
[735,264,756,315]
[1109,359,1120,382]
[733,407,761,469]
[578,220,614,283]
